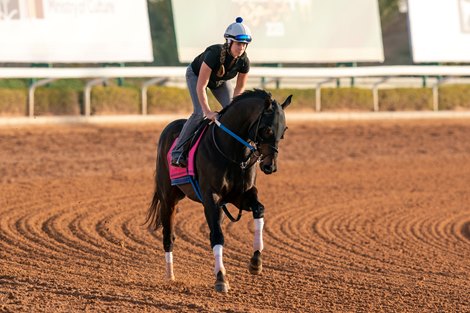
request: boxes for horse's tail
[144,135,165,231]
[144,182,162,230]
[145,119,186,231]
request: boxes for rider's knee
[190,112,204,120]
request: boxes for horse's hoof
[249,250,263,275]
[214,271,229,292]
[166,264,175,281]
[165,272,175,281]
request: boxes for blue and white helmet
[224,17,252,43]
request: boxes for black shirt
[191,44,250,89]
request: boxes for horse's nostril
[262,164,272,173]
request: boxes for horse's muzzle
[261,163,276,174]
[258,147,278,174]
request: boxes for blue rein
[189,119,257,204]
[214,120,256,152]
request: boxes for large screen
[408,0,470,63]
[171,0,384,64]
[0,0,153,63]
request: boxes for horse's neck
[221,101,263,134]
[212,100,262,157]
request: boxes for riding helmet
[224,17,252,43]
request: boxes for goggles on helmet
[227,34,252,43]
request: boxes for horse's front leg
[203,194,229,292]
[240,187,265,275]
[249,217,264,275]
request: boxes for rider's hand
[205,111,218,122]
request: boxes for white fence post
[141,78,168,115]
[84,78,107,116]
[28,78,56,117]
[372,77,389,112]
[315,78,334,112]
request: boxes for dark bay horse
[146,89,292,292]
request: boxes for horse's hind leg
[161,201,177,280]
[151,119,186,281]
[160,188,184,281]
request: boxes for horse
[145,89,292,292]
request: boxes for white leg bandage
[253,218,264,252]
[165,252,173,263]
[165,252,175,280]
[213,244,225,275]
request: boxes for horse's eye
[263,127,274,138]
[281,127,288,139]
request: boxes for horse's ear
[281,95,292,110]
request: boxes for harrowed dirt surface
[0,119,469,312]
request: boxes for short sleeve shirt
[190,44,250,89]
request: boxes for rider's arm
[234,72,248,97]
[197,62,218,120]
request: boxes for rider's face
[230,41,247,57]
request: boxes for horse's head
[255,94,292,174]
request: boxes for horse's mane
[218,89,272,115]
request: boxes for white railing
[1,65,470,117]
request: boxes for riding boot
[171,113,203,167]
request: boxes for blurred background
[1,0,469,115]
[1,0,464,67]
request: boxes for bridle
[211,107,278,170]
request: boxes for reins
[221,203,242,222]
[214,119,256,152]
[211,112,264,169]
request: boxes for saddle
[179,119,211,156]
[167,120,210,186]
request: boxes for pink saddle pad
[167,126,207,183]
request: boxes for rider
[171,17,252,167]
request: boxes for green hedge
[147,86,192,113]
[439,85,470,110]
[0,89,28,116]
[35,88,81,115]
[91,86,140,115]
[322,88,373,111]
[269,87,435,112]
[1,85,470,116]
[146,86,235,113]
[0,79,29,89]
[379,88,433,111]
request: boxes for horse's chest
[221,172,255,192]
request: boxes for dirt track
[1,119,469,312]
